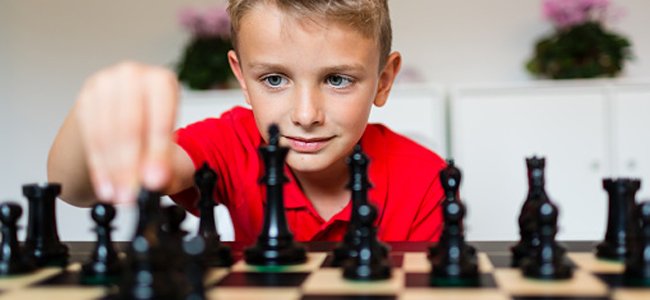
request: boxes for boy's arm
[47,62,196,207]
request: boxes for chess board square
[301,295,397,300]
[302,269,403,295]
[0,267,66,290]
[207,287,301,300]
[320,253,403,268]
[512,297,610,300]
[487,254,512,269]
[402,253,493,273]
[593,273,650,288]
[400,289,510,300]
[31,270,80,286]
[231,252,327,272]
[567,253,624,274]
[494,269,608,297]
[611,290,650,300]
[215,272,310,287]
[404,272,497,288]
[0,287,105,300]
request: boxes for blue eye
[263,75,287,88]
[327,75,352,88]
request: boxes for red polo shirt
[171,106,446,246]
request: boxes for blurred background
[1,0,649,242]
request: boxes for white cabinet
[611,83,650,199]
[450,82,626,241]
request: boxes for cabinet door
[369,85,447,156]
[612,85,650,199]
[451,85,610,241]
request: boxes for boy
[47,0,447,245]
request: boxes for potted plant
[526,0,633,79]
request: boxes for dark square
[404,272,497,288]
[487,254,576,269]
[594,273,650,288]
[320,254,403,268]
[488,254,514,268]
[301,296,397,300]
[215,272,309,287]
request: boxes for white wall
[1,0,649,241]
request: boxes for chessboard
[0,241,649,300]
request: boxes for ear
[373,51,402,108]
[228,50,251,105]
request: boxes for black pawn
[80,203,121,285]
[23,183,69,267]
[522,201,573,279]
[195,163,233,267]
[596,178,641,261]
[333,144,388,266]
[342,196,391,280]
[624,201,650,286]
[511,157,548,267]
[0,202,37,275]
[245,124,306,265]
[429,160,478,286]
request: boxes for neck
[291,158,351,221]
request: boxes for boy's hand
[75,62,179,204]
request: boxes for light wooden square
[400,289,510,300]
[402,252,493,273]
[0,287,105,300]
[612,289,650,300]
[302,268,404,295]
[0,267,64,290]
[231,252,327,273]
[207,287,301,300]
[493,268,609,297]
[567,252,624,273]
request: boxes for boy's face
[229,3,400,175]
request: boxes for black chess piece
[80,203,122,285]
[0,202,37,275]
[428,160,479,286]
[22,183,69,267]
[342,195,391,280]
[195,163,233,267]
[119,189,188,300]
[244,124,307,266]
[161,205,188,272]
[183,236,207,300]
[521,201,573,279]
[596,178,641,261]
[511,157,549,267]
[623,201,650,286]
[332,144,388,266]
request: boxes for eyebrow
[247,62,366,74]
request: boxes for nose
[290,85,324,128]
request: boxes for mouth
[284,135,334,153]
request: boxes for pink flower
[178,6,231,39]
[542,0,612,28]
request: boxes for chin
[285,152,333,173]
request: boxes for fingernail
[143,164,166,189]
[97,182,114,201]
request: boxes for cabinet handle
[590,161,601,171]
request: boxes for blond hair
[228,0,392,69]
